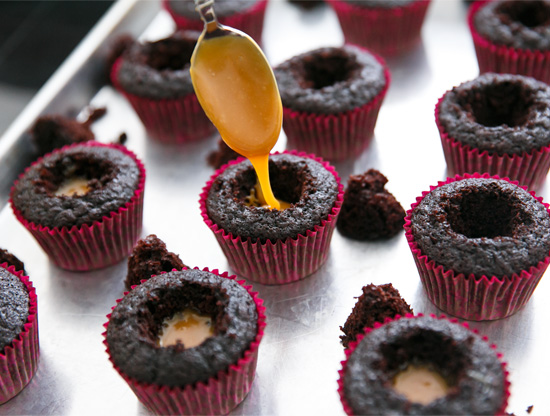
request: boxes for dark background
[0,1,114,135]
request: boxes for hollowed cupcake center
[145,37,196,71]
[38,153,117,197]
[497,0,550,28]
[301,50,360,89]
[466,82,532,128]
[147,282,226,350]
[378,328,465,405]
[445,185,528,239]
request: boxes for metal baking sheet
[0,0,548,414]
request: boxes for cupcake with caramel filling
[10,142,145,271]
[200,151,344,284]
[104,268,266,415]
[338,314,510,415]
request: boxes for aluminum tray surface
[0,0,548,415]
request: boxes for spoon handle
[194,0,218,30]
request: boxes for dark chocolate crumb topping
[0,249,25,275]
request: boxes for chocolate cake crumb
[340,283,412,348]
[125,234,186,290]
[288,0,324,10]
[207,138,241,169]
[31,107,107,156]
[527,405,534,414]
[116,132,128,146]
[0,249,25,274]
[337,169,405,240]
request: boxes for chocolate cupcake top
[274,45,386,114]
[115,30,200,99]
[438,73,550,156]
[206,153,340,242]
[340,283,412,348]
[410,177,550,278]
[166,0,259,18]
[106,269,258,387]
[474,0,550,51]
[342,315,507,415]
[0,267,29,353]
[11,144,141,229]
[0,249,25,275]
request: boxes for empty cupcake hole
[37,154,116,196]
[465,83,532,128]
[145,38,196,71]
[301,51,360,90]
[445,186,528,239]
[145,282,226,347]
[497,0,550,28]
[377,328,465,397]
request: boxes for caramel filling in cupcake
[245,182,291,210]
[54,177,91,196]
[159,309,214,349]
[393,365,449,405]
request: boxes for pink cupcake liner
[110,58,216,144]
[0,264,39,405]
[404,172,550,321]
[103,267,266,415]
[200,150,344,284]
[10,142,146,272]
[327,0,431,57]
[337,313,510,415]
[282,60,390,163]
[162,0,268,44]
[435,95,550,191]
[468,0,550,84]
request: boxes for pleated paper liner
[468,0,550,84]
[404,173,550,321]
[162,0,268,45]
[103,267,266,416]
[110,58,215,144]
[0,264,39,405]
[327,0,431,57]
[200,150,344,285]
[337,314,510,416]
[10,142,146,272]
[435,94,550,191]
[282,60,390,163]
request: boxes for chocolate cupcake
[337,169,406,240]
[436,72,550,190]
[200,151,344,284]
[274,45,390,161]
[111,30,215,143]
[327,0,431,57]
[0,264,38,404]
[125,234,185,290]
[404,173,550,320]
[0,249,25,275]
[340,283,412,348]
[338,314,510,415]
[10,142,146,271]
[104,268,266,415]
[469,0,550,84]
[163,0,268,44]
